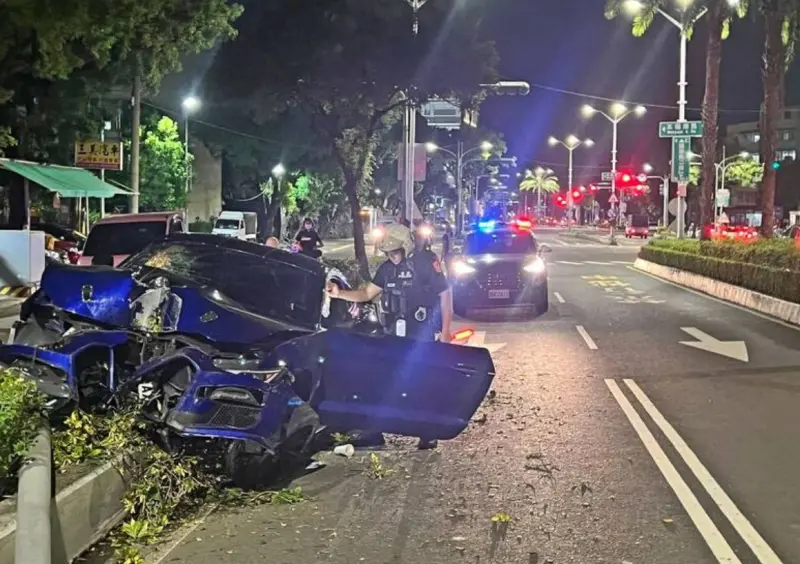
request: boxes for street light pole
[426,141,492,235]
[548,135,593,230]
[181,96,201,202]
[582,103,646,243]
[624,1,711,238]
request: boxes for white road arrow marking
[464,331,507,354]
[679,327,749,362]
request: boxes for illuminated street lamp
[272,163,286,178]
[548,135,594,226]
[181,96,201,196]
[426,140,493,234]
[582,102,646,242]
[622,0,729,237]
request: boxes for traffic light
[632,184,645,196]
[571,189,583,204]
[588,184,599,193]
[771,160,782,170]
[616,169,635,187]
[555,194,567,208]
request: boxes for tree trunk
[699,0,724,238]
[760,5,784,237]
[343,178,370,280]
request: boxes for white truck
[212,210,258,241]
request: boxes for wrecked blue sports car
[1,234,494,486]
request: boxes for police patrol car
[448,219,550,316]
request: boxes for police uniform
[371,249,449,341]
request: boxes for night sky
[480,0,779,183]
[161,0,794,184]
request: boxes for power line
[524,82,762,115]
[142,100,326,150]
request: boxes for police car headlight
[452,260,476,276]
[524,257,546,274]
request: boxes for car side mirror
[539,244,552,254]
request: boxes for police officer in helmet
[327,222,452,342]
[326,223,453,449]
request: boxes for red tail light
[515,218,532,230]
[452,328,474,341]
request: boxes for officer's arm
[333,283,382,303]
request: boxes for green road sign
[671,136,692,182]
[659,121,703,138]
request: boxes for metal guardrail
[15,425,52,564]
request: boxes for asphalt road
[146,227,800,564]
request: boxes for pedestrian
[294,217,323,258]
[326,222,453,450]
[441,222,453,260]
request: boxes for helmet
[377,223,413,254]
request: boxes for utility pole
[130,74,142,214]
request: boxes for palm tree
[605,0,746,235]
[519,167,560,217]
[758,1,799,236]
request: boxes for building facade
[724,107,800,162]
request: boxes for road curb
[634,258,800,325]
[0,457,127,564]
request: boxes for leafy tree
[605,0,747,235]
[138,116,191,211]
[725,158,764,187]
[757,0,800,235]
[519,168,560,216]
[209,0,498,278]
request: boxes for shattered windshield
[123,241,322,327]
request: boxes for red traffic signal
[616,169,635,187]
[571,189,583,204]
[588,183,598,193]
[555,194,567,208]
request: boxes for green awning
[0,159,131,198]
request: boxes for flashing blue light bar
[478,220,496,232]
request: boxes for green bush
[639,245,800,303]
[0,369,45,483]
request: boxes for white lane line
[575,325,598,350]
[605,380,742,564]
[585,261,612,265]
[554,240,570,247]
[553,292,565,304]
[629,266,800,334]
[555,260,582,265]
[612,260,634,264]
[624,379,783,563]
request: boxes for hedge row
[0,369,45,493]
[639,244,800,303]
[647,237,800,270]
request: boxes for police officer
[294,218,323,258]
[326,223,453,449]
[327,222,452,342]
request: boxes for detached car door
[271,329,495,440]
